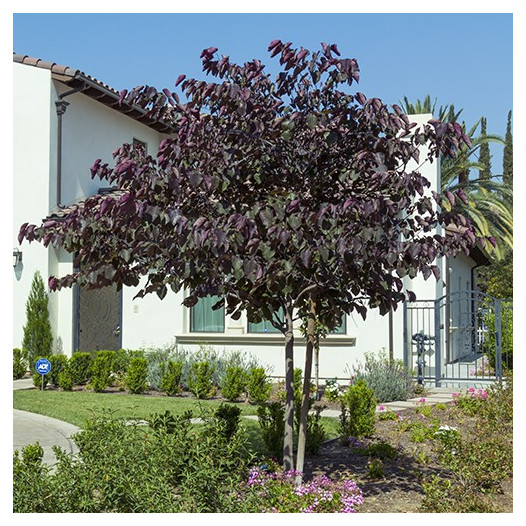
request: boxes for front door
[78,285,122,352]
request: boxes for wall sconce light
[13,248,22,268]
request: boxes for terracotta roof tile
[14,53,175,133]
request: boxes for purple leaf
[175,74,186,87]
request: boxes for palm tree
[400,97,512,260]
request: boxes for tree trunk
[282,304,295,471]
[295,298,316,484]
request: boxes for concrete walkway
[13,378,459,464]
[13,379,80,465]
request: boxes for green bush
[90,351,117,392]
[48,354,69,386]
[257,401,285,462]
[124,357,149,394]
[188,361,215,399]
[339,379,377,442]
[214,404,242,439]
[69,352,92,385]
[58,368,74,391]
[306,405,327,454]
[13,348,26,380]
[358,441,399,462]
[14,411,252,513]
[246,366,272,404]
[160,360,183,396]
[221,365,247,401]
[350,351,414,403]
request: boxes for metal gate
[403,291,512,387]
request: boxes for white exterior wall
[13,63,54,352]
[13,62,167,356]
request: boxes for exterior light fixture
[13,248,22,268]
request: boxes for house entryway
[403,291,512,387]
[77,284,122,352]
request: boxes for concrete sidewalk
[13,378,80,465]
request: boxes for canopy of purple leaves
[19,40,488,331]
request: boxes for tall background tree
[503,110,513,187]
[22,271,53,366]
[20,42,482,475]
[478,117,492,180]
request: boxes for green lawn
[13,389,260,428]
[12,389,340,442]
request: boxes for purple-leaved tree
[19,40,489,476]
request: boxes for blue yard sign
[35,358,52,390]
[35,358,52,375]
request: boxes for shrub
[324,378,341,402]
[339,379,376,442]
[246,366,272,404]
[13,411,253,513]
[240,466,363,513]
[257,401,285,462]
[48,354,69,386]
[22,271,53,366]
[214,404,242,439]
[90,351,117,392]
[349,350,414,403]
[305,405,327,454]
[358,441,399,462]
[69,352,92,385]
[58,368,74,391]
[32,371,48,390]
[221,365,247,401]
[13,348,26,380]
[366,458,385,479]
[125,357,149,394]
[188,361,215,399]
[160,360,183,396]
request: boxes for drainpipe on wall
[55,84,87,208]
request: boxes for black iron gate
[403,291,512,386]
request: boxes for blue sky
[12,11,514,174]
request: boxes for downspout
[55,84,87,208]
[54,83,87,355]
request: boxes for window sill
[175,333,356,347]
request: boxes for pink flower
[419,397,426,403]
[379,406,385,411]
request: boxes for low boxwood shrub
[188,361,215,399]
[48,354,69,386]
[246,366,272,404]
[339,379,377,442]
[221,365,247,401]
[125,357,149,394]
[257,401,285,462]
[90,351,117,392]
[58,367,74,391]
[160,360,183,396]
[13,348,26,380]
[69,352,92,385]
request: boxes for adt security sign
[35,358,52,390]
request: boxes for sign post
[35,358,52,391]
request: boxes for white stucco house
[12,53,489,381]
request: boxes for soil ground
[302,402,513,513]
